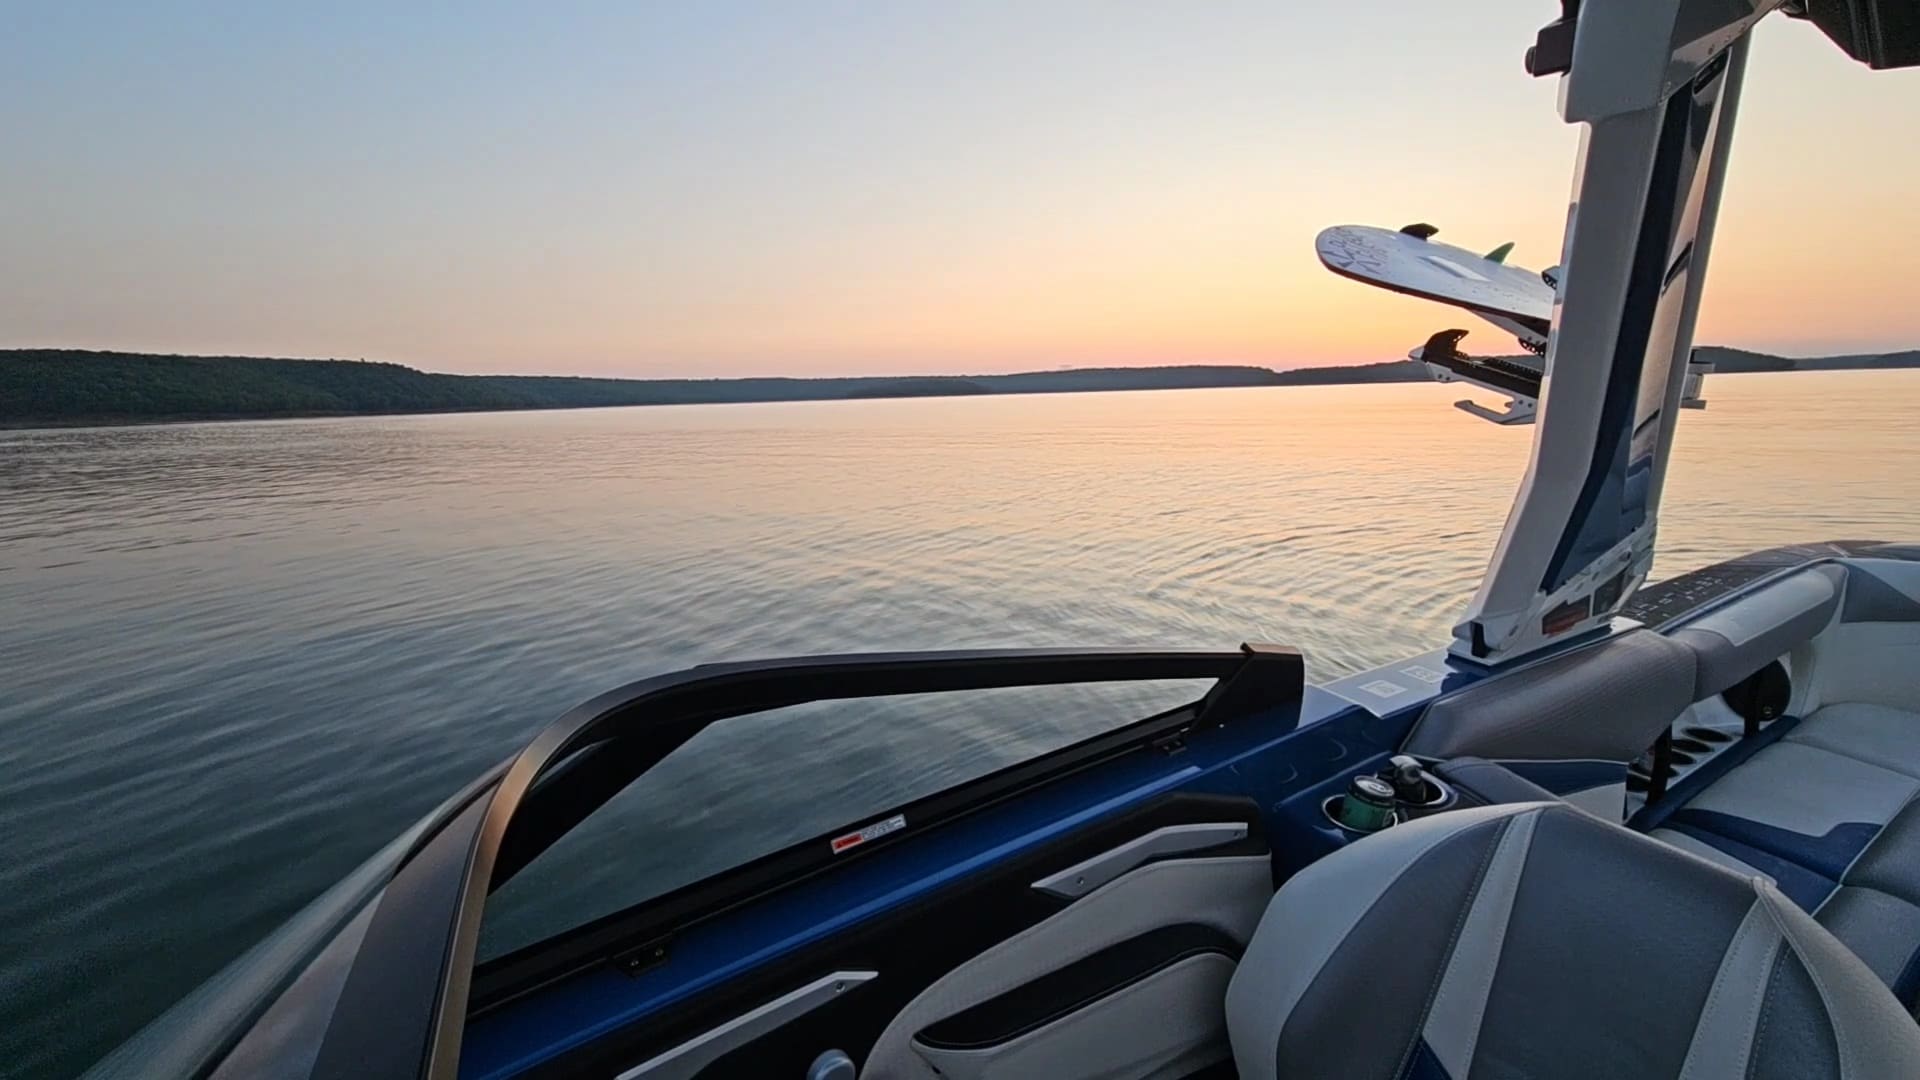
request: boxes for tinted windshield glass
[477,678,1208,960]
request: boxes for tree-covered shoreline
[4,346,1914,429]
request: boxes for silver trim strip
[615,970,877,1080]
[1030,822,1250,900]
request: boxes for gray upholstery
[1842,562,1920,624]
[1648,826,1770,878]
[864,855,1271,1080]
[1816,888,1920,996]
[1431,756,1561,807]
[1642,555,1920,1008]
[1400,629,1696,763]
[1674,558,1920,717]
[1801,621,1920,715]
[1842,799,1920,907]
[1227,803,1920,1080]
[1669,565,1845,698]
[1643,703,1920,1006]
[1788,703,1920,779]
[908,953,1233,1080]
[1648,725,1920,1005]
[1678,742,1920,852]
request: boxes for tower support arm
[1453,1,1772,663]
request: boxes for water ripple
[1,374,1918,1077]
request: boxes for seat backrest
[1797,559,1920,714]
[1225,802,1920,1080]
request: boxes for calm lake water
[4,372,1919,1077]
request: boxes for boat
[87,3,1920,1078]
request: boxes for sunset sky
[5,2,1918,377]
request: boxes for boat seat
[1786,702,1920,780]
[1225,802,1920,1080]
[1652,747,1920,1007]
[1649,559,1920,1006]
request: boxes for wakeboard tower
[1316,222,1709,424]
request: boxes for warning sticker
[1358,679,1406,699]
[1400,664,1446,685]
[831,813,907,854]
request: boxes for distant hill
[0,351,1292,426]
[1,346,1914,428]
[1693,346,1920,373]
[1270,359,1430,384]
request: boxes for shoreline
[6,364,1918,433]
[7,346,1917,433]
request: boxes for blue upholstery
[1233,804,1920,1080]
[1649,558,1920,1007]
[1651,823,1838,911]
[1898,946,1920,1004]
[1399,1039,1451,1080]
[1667,810,1879,881]
[1643,730,1920,1006]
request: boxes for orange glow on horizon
[5,7,1919,378]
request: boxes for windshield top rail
[497,644,1301,884]
[388,643,1302,1078]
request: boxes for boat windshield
[476,678,1210,961]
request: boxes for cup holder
[1321,795,1400,834]
[1321,774,1455,835]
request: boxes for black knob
[1383,755,1428,802]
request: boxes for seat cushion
[1816,887,1920,1004]
[1227,803,1920,1080]
[1648,826,1839,911]
[1648,735,1920,1007]
[1651,828,1920,1010]
[1786,702,1920,779]
[1667,741,1919,879]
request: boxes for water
[3,372,1917,1077]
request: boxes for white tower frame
[1455,1,1780,664]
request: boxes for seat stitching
[1683,892,1782,1080]
[1754,888,1853,1077]
[1682,895,1758,1080]
[1448,813,1536,1075]
[1271,824,1509,1071]
[1390,813,1516,1079]
[1743,947,1780,1080]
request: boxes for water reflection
[1,372,1917,1077]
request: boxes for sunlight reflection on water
[2,372,1917,1076]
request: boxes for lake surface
[4,372,1918,1077]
